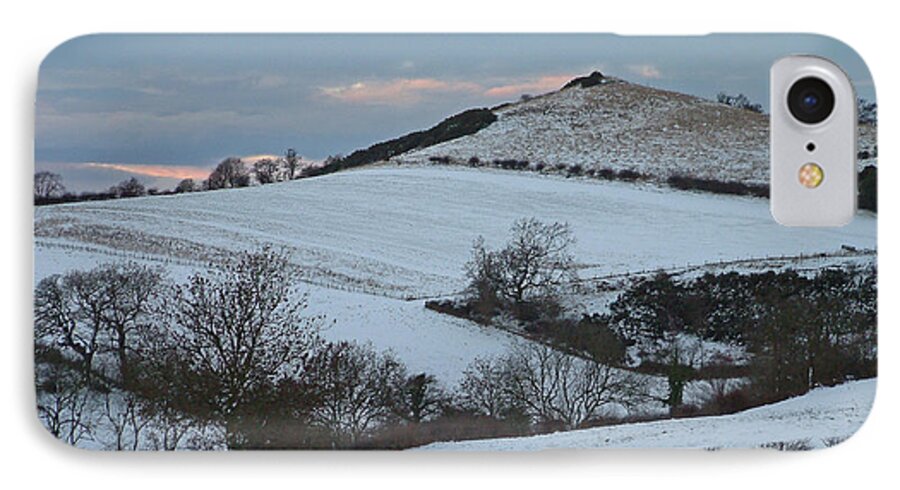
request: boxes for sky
[35,34,875,192]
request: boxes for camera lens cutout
[788,77,835,124]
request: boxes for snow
[34,164,877,449]
[34,166,876,387]
[396,80,771,184]
[35,166,876,295]
[419,379,876,450]
[304,287,523,385]
[393,79,877,184]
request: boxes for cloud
[81,162,210,180]
[482,75,573,98]
[239,154,281,164]
[79,154,307,180]
[320,78,482,105]
[320,74,576,105]
[626,64,662,79]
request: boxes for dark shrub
[698,385,761,415]
[597,168,616,180]
[528,314,626,365]
[424,299,475,320]
[493,159,529,170]
[563,71,606,89]
[667,175,769,198]
[616,169,644,181]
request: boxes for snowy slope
[419,379,876,450]
[34,166,876,386]
[393,78,877,185]
[35,166,876,299]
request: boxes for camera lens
[788,77,835,124]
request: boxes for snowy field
[35,165,876,297]
[34,166,876,386]
[420,379,876,450]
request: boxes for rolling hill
[359,73,874,188]
[34,166,877,386]
[395,77,771,184]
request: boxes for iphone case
[33,34,876,450]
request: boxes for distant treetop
[716,92,764,114]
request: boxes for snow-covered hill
[35,166,876,297]
[34,166,876,386]
[392,77,877,185]
[419,379,876,450]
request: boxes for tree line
[429,218,877,417]
[606,268,876,403]
[34,247,649,449]
[33,148,336,206]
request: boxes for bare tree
[253,158,282,184]
[284,148,301,180]
[501,343,645,429]
[144,415,197,450]
[458,357,516,419]
[98,264,163,384]
[129,333,215,450]
[101,390,151,450]
[467,218,575,305]
[174,178,196,193]
[34,171,65,199]
[36,364,92,445]
[171,247,322,423]
[35,272,107,379]
[302,341,405,445]
[467,218,576,308]
[34,263,163,383]
[207,157,250,189]
[501,219,576,304]
[392,373,448,424]
[112,177,146,198]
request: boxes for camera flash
[798,163,824,188]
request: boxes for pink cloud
[239,154,281,164]
[482,75,573,98]
[82,162,210,180]
[320,78,482,104]
[321,74,575,105]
